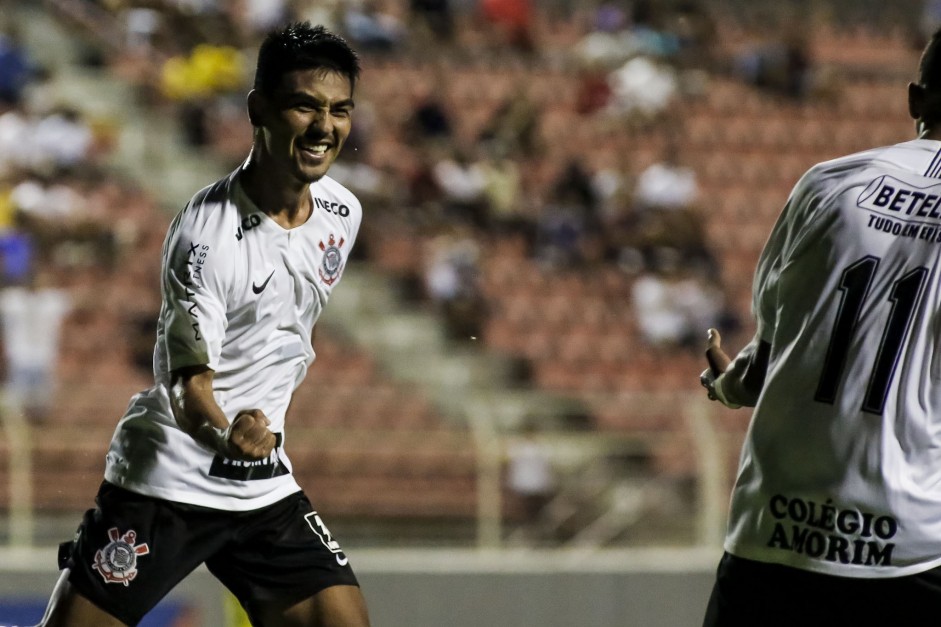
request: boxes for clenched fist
[223,409,277,461]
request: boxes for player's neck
[241,162,313,229]
[921,128,941,142]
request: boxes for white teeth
[309,145,328,154]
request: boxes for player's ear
[247,89,264,128]
[910,82,927,122]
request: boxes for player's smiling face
[255,68,354,184]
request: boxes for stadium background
[0,0,927,624]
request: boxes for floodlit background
[0,0,927,624]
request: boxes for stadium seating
[0,0,925,547]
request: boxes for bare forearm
[169,365,277,461]
[170,366,230,455]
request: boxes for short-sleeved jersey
[726,138,941,578]
[104,166,361,511]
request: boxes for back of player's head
[919,27,941,94]
[253,22,360,97]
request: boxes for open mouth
[298,142,331,161]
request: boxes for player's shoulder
[312,175,363,219]
[806,140,938,182]
[807,145,887,180]
[173,171,241,236]
[792,144,903,201]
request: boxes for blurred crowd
[56,0,755,358]
[0,0,926,547]
[7,0,900,426]
[0,18,165,421]
[12,0,860,411]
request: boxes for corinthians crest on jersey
[319,234,346,286]
[92,527,150,586]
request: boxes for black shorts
[59,481,359,626]
[703,552,941,627]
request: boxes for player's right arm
[170,365,276,461]
[701,167,824,408]
[159,194,274,461]
[700,329,770,408]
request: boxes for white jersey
[726,139,941,577]
[104,166,361,511]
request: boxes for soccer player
[699,28,941,627]
[37,23,370,627]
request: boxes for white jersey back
[727,139,941,578]
[104,167,361,511]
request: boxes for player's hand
[224,409,276,461]
[705,328,731,375]
[701,328,731,402]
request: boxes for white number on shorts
[304,511,342,553]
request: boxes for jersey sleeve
[752,168,828,341]
[160,200,232,372]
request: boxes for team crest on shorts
[318,234,346,286]
[92,527,150,586]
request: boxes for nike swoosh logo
[252,270,275,294]
[336,554,349,566]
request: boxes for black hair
[253,22,360,96]
[920,28,941,92]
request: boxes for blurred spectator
[575,0,680,69]
[408,84,454,143]
[32,106,95,170]
[632,249,730,350]
[330,124,392,205]
[342,97,377,157]
[433,146,488,227]
[0,228,33,286]
[478,143,528,236]
[10,175,86,222]
[9,173,120,270]
[594,2,628,33]
[630,0,660,30]
[534,194,590,268]
[735,32,812,100]
[671,0,717,71]
[506,420,556,527]
[124,7,162,51]
[0,104,95,174]
[410,0,455,43]
[534,162,602,269]
[478,89,541,158]
[342,0,406,53]
[0,269,71,422]
[627,142,718,273]
[0,26,35,106]
[591,159,631,222]
[633,143,698,212]
[160,43,244,146]
[296,0,343,32]
[0,104,31,175]
[553,160,597,211]
[407,147,446,216]
[479,0,535,53]
[240,0,292,39]
[574,63,614,116]
[607,55,678,119]
[423,225,488,341]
